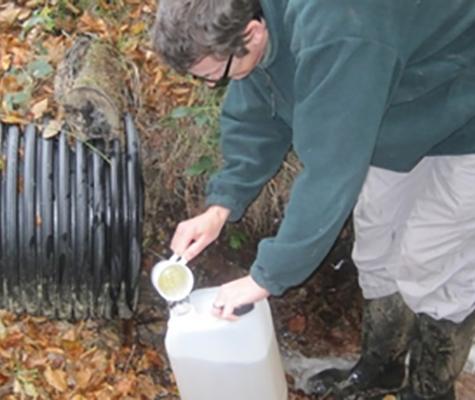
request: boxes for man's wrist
[207,205,231,223]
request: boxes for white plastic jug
[165,287,288,400]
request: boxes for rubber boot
[307,292,416,399]
[364,386,455,400]
[408,309,475,399]
[366,309,475,400]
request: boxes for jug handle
[233,303,254,316]
[169,253,189,265]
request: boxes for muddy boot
[364,386,455,400]
[307,293,416,398]
[405,310,475,399]
[368,309,475,400]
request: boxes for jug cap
[151,254,194,303]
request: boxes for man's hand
[212,275,270,321]
[170,205,230,261]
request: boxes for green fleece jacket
[205,0,475,295]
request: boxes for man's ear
[244,19,266,45]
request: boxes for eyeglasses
[192,54,234,87]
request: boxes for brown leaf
[74,368,92,390]
[42,36,68,66]
[78,12,108,34]
[30,98,48,120]
[8,40,30,67]
[1,53,12,71]
[90,349,109,372]
[287,314,307,334]
[171,87,191,95]
[1,75,22,92]
[0,373,8,386]
[153,68,164,85]
[45,347,65,356]
[26,354,49,369]
[0,4,22,27]
[44,366,68,392]
[0,114,28,125]
[130,21,146,35]
[129,7,142,19]
[62,340,83,358]
[62,1,81,15]
[116,375,136,395]
[137,375,166,399]
[3,331,23,347]
[17,8,32,22]
[71,395,88,400]
[62,327,77,342]
[144,349,164,369]
[0,318,6,340]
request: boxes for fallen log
[54,35,131,143]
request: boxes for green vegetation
[163,85,225,179]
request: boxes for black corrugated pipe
[0,114,143,319]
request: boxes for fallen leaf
[0,114,28,124]
[8,40,30,67]
[78,11,108,34]
[0,4,22,26]
[13,378,22,396]
[130,21,146,35]
[61,340,83,358]
[116,376,136,394]
[142,4,154,13]
[1,53,12,71]
[71,395,88,400]
[171,87,191,95]
[42,36,68,65]
[0,373,8,386]
[1,75,22,92]
[17,8,32,22]
[3,331,23,347]
[42,119,62,139]
[144,349,164,369]
[45,347,65,355]
[0,318,6,340]
[63,1,81,15]
[287,314,307,334]
[62,327,77,341]
[30,98,48,120]
[22,381,38,398]
[26,354,49,368]
[0,347,12,359]
[74,368,92,389]
[44,366,68,392]
[154,68,163,85]
[138,375,166,399]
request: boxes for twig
[123,343,136,373]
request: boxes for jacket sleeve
[206,81,293,221]
[251,38,402,295]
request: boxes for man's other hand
[211,275,270,321]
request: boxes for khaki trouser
[353,155,475,323]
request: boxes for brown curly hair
[152,0,262,73]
